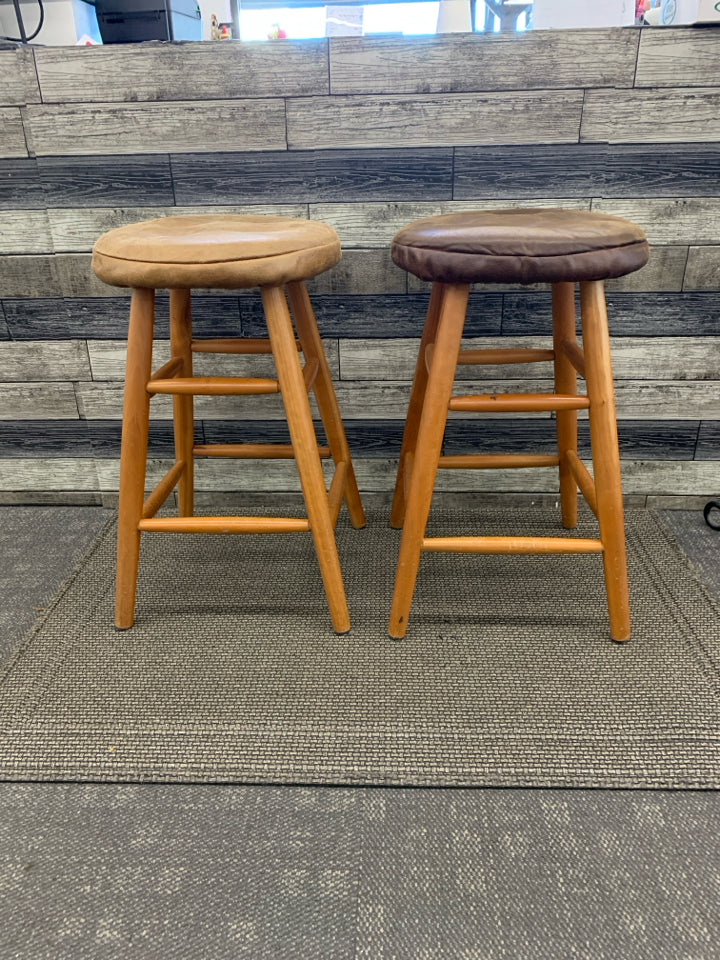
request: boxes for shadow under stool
[92,214,366,634]
[388,209,649,642]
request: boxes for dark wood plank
[0,47,40,105]
[695,421,720,460]
[203,418,408,457]
[0,108,27,159]
[0,158,43,209]
[329,30,638,94]
[684,247,720,291]
[582,88,720,143]
[502,292,720,337]
[2,296,242,340]
[88,420,202,458]
[443,419,699,460]
[288,91,585,150]
[240,294,503,339]
[0,302,8,340]
[171,148,453,205]
[454,144,720,200]
[34,41,328,103]
[636,27,720,88]
[38,155,175,208]
[25,100,287,157]
[0,420,93,457]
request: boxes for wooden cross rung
[565,450,598,517]
[438,453,560,470]
[138,516,310,534]
[147,376,279,396]
[191,338,301,355]
[303,357,319,393]
[560,338,586,378]
[141,460,186,520]
[193,443,331,459]
[422,535,604,554]
[425,344,554,373]
[327,460,348,527]
[448,392,590,413]
[148,356,183,386]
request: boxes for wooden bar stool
[388,209,650,642]
[92,214,366,634]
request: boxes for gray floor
[1,505,719,959]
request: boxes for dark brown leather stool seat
[93,214,365,634]
[388,208,650,642]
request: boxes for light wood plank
[34,41,328,103]
[605,246,688,293]
[0,210,52,255]
[310,199,589,249]
[49,204,308,253]
[305,249,407,295]
[329,30,638,94]
[581,88,720,143]
[0,341,91,382]
[591,198,720,245]
[0,255,63,297]
[25,100,288,157]
[684,247,720,290]
[0,48,40,106]
[0,458,98,490]
[288,91,585,150]
[0,383,80,420]
[0,108,27,159]
[636,28,720,88]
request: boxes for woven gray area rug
[1,504,719,788]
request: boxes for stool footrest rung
[439,453,560,470]
[148,376,279,396]
[449,392,590,413]
[138,516,310,534]
[191,338,301,355]
[193,443,331,459]
[149,356,183,383]
[422,535,604,554]
[426,345,554,372]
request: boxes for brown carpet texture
[0,504,718,788]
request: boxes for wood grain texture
[604,246,688,293]
[305,250,407,295]
[636,28,720,88]
[581,88,720,144]
[0,458,99,490]
[0,158,43,209]
[38,155,175,208]
[309,199,588,248]
[454,144,720,200]
[0,47,40,106]
[87,419,202,457]
[0,255,62,298]
[0,383,79,420]
[695,421,720,460]
[0,420,94,457]
[0,108,27,159]
[0,209,52,255]
[34,41,328,103]
[171,148,453,205]
[288,91,585,150]
[683,247,720,291]
[502,292,720,338]
[0,340,91,382]
[591,198,720,245]
[24,100,288,157]
[329,30,638,95]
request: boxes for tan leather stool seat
[92,214,341,289]
[391,209,650,285]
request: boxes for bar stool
[388,209,650,642]
[92,214,366,634]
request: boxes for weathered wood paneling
[695,421,720,459]
[0,48,40,106]
[581,88,720,143]
[329,30,638,95]
[0,158,43,209]
[0,210,52,255]
[0,109,27,159]
[0,341,90,382]
[636,28,720,88]
[34,41,329,103]
[305,250,407,296]
[0,255,62,298]
[0,383,79,420]
[171,148,454,205]
[683,247,720,291]
[24,100,288,157]
[454,144,720,200]
[0,458,99,490]
[38,155,175,208]
[591,198,720,245]
[288,91,585,150]
[605,247,688,293]
[0,420,94,457]
[87,419,201,457]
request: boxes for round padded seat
[92,214,341,290]
[391,209,650,285]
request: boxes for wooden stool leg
[286,280,366,530]
[552,281,579,529]
[389,283,470,639]
[116,287,155,629]
[170,288,194,517]
[262,285,351,634]
[390,281,446,529]
[581,280,631,642]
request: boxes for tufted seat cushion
[92,214,342,290]
[391,209,650,285]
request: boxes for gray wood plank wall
[0,27,719,501]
